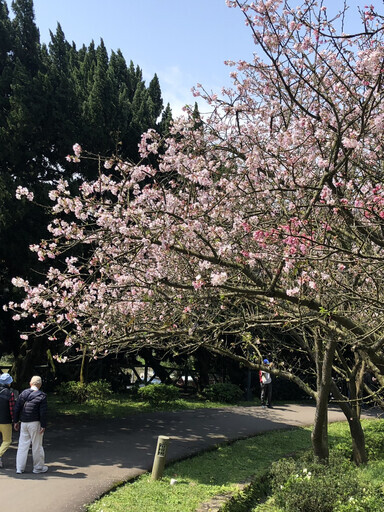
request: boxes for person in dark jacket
[0,372,16,468]
[14,375,48,474]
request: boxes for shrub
[85,380,113,403]
[362,420,384,460]
[56,380,112,404]
[270,453,383,512]
[137,383,179,404]
[330,419,384,461]
[204,383,244,403]
[334,492,384,512]
[56,381,88,404]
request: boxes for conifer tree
[0,0,170,380]
[11,0,40,74]
[148,74,163,120]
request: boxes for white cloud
[143,65,211,118]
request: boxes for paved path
[0,404,378,512]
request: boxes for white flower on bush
[15,186,34,201]
[210,272,228,286]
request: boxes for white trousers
[16,421,45,472]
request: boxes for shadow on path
[0,403,377,512]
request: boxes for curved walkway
[0,404,378,512]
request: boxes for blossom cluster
[7,0,384,357]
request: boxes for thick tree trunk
[330,381,367,465]
[312,391,330,461]
[348,416,367,465]
[311,337,337,462]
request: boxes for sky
[6,0,376,116]
[29,0,251,116]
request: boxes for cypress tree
[107,49,132,154]
[0,0,13,163]
[42,23,80,173]
[158,102,173,135]
[0,0,171,379]
[11,0,40,74]
[148,73,163,120]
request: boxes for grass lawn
[85,418,384,512]
[48,393,258,418]
[86,427,312,512]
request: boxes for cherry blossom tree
[6,0,384,462]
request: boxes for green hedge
[56,380,113,404]
[137,383,179,404]
[204,383,244,403]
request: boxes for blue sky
[6,0,374,116]
[30,0,251,116]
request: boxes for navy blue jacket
[0,385,15,424]
[14,388,47,428]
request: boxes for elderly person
[14,375,48,474]
[0,372,16,468]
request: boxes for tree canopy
[0,0,171,368]
[6,0,384,461]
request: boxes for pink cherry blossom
[6,0,384,369]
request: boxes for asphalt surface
[0,403,378,512]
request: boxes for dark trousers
[260,383,272,406]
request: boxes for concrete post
[151,435,170,480]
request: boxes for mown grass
[86,427,312,512]
[48,393,257,418]
[86,418,384,512]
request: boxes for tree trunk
[311,337,337,462]
[330,381,367,465]
[79,346,87,384]
[195,348,211,392]
[348,415,367,465]
[11,338,48,389]
[312,392,330,461]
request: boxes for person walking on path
[259,359,273,408]
[14,375,48,474]
[0,372,16,468]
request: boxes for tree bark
[330,381,367,465]
[311,337,337,462]
[79,346,87,384]
[312,391,330,461]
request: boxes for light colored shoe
[16,470,23,474]
[33,465,48,474]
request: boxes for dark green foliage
[270,453,384,512]
[204,383,244,403]
[148,73,163,119]
[11,0,40,73]
[57,381,88,404]
[158,102,173,135]
[85,380,113,403]
[137,383,179,404]
[0,1,12,119]
[56,380,113,404]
